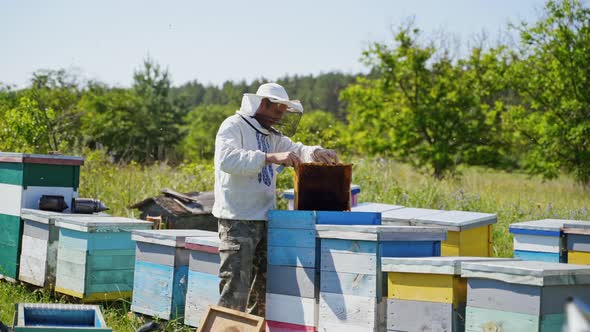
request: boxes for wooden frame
[197,305,264,332]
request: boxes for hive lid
[0,152,84,165]
[21,208,109,225]
[414,210,497,231]
[381,256,519,275]
[55,216,152,232]
[351,202,404,213]
[132,229,216,247]
[509,219,589,235]
[315,224,447,242]
[461,260,590,286]
[185,235,220,250]
[563,221,590,235]
[381,208,445,224]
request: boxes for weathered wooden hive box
[351,202,404,213]
[13,303,111,332]
[315,224,447,332]
[0,152,83,282]
[183,233,220,328]
[509,219,589,262]
[265,210,381,332]
[383,209,496,257]
[18,208,109,289]
[53,216,152,302]
[130,229,215,321]
[461,260,590,332]
[293,163,352,211]
[284,184,361,210]
[563,222,590,265]
[382,256,519,332]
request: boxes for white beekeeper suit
[212,83,321,221]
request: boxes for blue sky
[1,0,547,88]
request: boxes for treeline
[1,0,589,186]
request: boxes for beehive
[53,216,152,302]
[510,219,589,263]
[461,260,590,332]
[563,222,590,265]
[383,209,496,257]
[13,303,111,332]
[184,234,220,328]
[316,224,446,331]
[284,184,361,210]
[18,208,108,288]
[130,229,215,321]
[382,257,518,332]
[0,152,83,281]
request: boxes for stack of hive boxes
[382,257,518,332]
[53,216,152,302]
[316,224,447,331]
[510,219,589,262]
[184,233,221,328]
[461,260,590,331]
[265,210,381,332]
[0,152,83,282]
[563,222,590,265]
[130,229,215,321]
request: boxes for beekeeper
[212,82,338,315]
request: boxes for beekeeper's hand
[313,149,339,165]
[266,151,302,167]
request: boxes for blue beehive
[13,303,111,331]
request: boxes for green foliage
[508,0,590,186]
[0,97,54,153]
[342,26,512,178]
[292,111,349,153]
[179,104,235,160]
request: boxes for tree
[0,97,53,153]
[508,0,590,186]
[179,104,235,160]
[292,111,349,153]
[342,25,511,178]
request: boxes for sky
[1,0,548,88]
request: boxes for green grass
[1,155,589,329]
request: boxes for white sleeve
[215,121,266,176]
[274,135,322,162]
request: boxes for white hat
[238,83,304,117]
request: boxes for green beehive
[0,152,83,281]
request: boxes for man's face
[254,99,288,129]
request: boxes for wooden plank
[267,265,316,298]
[131,260,175,320]
[22,220,49,240]
[197,305,264,332]
[268,210,316,229]
[388,272,464,306]
[568,251,590,265]
[513,233,562,253]
[567,234,590,252]
[266,292,317,327]
[320,271,376,297]
[465,306,539,332]
[316,211,381,225]
[381,241,441,257]
[319,292,379,328]
[0,162,23,185]
[185,270,220,327]
[442,230,460,256]
[21,186,76,210]
[0,183,23,216]
[135,241,188,267]
[320,251,376,274]
[266,320,315,332]
[457,226,492,257]
[189,250,220,275]
[18,235,48,286]
[0,213,22,280]
[467,278,541,316]
[320,238,377,254]
[513,250,561,263]
[268,246,316,268]
[387,298,454,332]
[268,228,317,248]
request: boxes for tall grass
[1,155,589,329]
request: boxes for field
[1,154,589,330]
